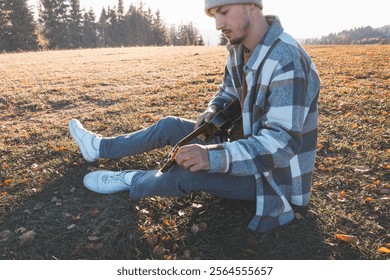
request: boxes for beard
[229,32,246,45]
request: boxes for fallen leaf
[295,212,304,220]
[364,197,373,203]
[0,229,11,242]
[377,247,390,254]
[20,177,29,183]
[53,146,68,152]
[67,224,76,230]
[198,222,207,231]
[3,179,13,185]
[354,166,370,173]
[334,233,359,245]
[19,230,36,245]
[191,203,203,209]
[15,227,27,233]
[89,208,100,217]
[191,224,199,234]
[351,123,359,129]
[161,235,170,242]
[183,249,191,259]
[317,164,326,171]
[326,157,335,164]
[87,236,99,242]
[178,210,185,216]
[71,215,81,222]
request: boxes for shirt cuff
[207,145,229,173]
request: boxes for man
[68,0,320,232]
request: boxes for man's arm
[207,68,317,176]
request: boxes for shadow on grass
[0,165,335,260]
[0,165,141,260]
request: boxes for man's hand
[195,105,218,141]
[175,144,210,172]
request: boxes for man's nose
[215,16,224,31]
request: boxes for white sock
[123,171,137,186]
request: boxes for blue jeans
[100,116,256,201]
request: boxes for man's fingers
[195,106,218,130]
[175,144,210,172]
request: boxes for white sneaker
[83,170,132,194]
[68,119,100,162]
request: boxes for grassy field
[0,45,389,260]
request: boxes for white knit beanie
[204,0,263,16]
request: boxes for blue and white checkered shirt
[207,16,321,232]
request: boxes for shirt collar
[227,15,284,71]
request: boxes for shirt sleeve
[208,65,238,109]
[208,68,312,176]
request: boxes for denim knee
[154,116,195,145]
[157,116,193,132]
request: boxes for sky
[28,0,390,45]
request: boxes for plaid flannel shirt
[207,16,321,232]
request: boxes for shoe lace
[101,172,126,185]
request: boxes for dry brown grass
[0,45,389,260]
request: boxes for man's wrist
[206,144,229,173]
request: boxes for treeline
[305,25,390,45]
[0,0,205,52]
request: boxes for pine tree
[0,0,10,51]
[97,7,108,47]
[151,10,167,46]
[117,0,124,21]
[2,0,38,51]
[40,0,69,49]
[218,33,228,46]
[82,8,97,48]
[107,7,120,47]
[68,0,83,48]
[168,24,179,46]
[116,0,128,46]
[123,4,138,46]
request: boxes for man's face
[209,4,251,45]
